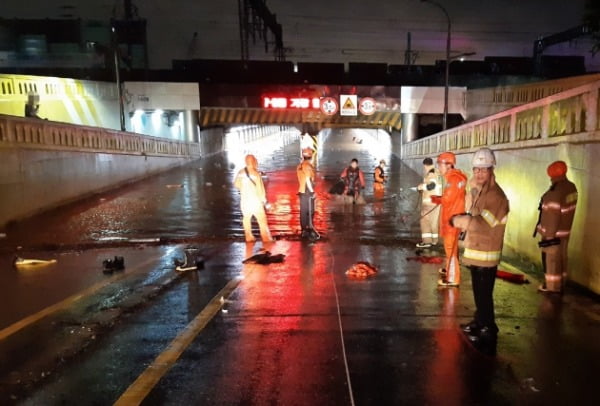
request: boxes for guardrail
[0,114,201,158]
[465,73,600,121]
[403,79,600,158]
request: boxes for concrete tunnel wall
[0,124,298,227]
[398,143,600,294]
[0,126,226,227]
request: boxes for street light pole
[111,23,126,132]
[421,0,450,130]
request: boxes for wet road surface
[1,129,599,405]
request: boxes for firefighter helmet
[472,148,496,168]
[437,152,456,165]
[547,160,567,178]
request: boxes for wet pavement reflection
[1,129,599,405]
[0,129,421,249]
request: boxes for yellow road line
[0,255,159,341]
[114,277,243,406]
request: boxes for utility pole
[111,24,126,131]
[421,0,451,130]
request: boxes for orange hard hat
[547,160,567,178]
[437,152,456,165]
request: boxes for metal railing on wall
[403,80,600,158]
[0,114,202,158]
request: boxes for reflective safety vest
[421,168,443,206]
[297,159,315,193]
[462,175,509,268]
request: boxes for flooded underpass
[0,128,599,405]
[0,128,421,248]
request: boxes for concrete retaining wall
[400,141,600,294]
[0,116,227,227]
[0,148,188,226]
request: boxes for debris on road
[166,184,183,188]
[242,251,285,265]
[174,247,205,272]
[13,257,57,270]
[345,261,378,279]
[102,256,125,274]
[496,269,529,284]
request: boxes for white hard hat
[472,148,496,168]
[300,134,316,151]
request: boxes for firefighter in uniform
[297,146,319,240]
[416,157,443,248]
[373,159,387,194]
[534,160,578,293]
[341,158,366,204]
[451,148,509,354]
[431,152,467,287]
[234,154,273,243]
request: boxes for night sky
[2,0,596,70]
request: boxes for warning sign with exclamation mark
[340,95,358,116]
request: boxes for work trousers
[242,203,271,242]
[299,192,315,231]
[420,204,440,244]
[541,237,569,292]
[443,230,461,284]
[469,265,498,331]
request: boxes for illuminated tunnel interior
[224,126,421,242]
[2,127,423,247]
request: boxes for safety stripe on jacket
[481,210,508,228]
[536,225,571,238]
[463,248,502,262]
[566,192,578,204]
[542,202,561,211]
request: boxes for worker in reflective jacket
[297,147,319,240]
[373,159,387,194]
[534,160,578,293]
[431,152,467,287]
[234,154,273,243]
[451,148,509,353]
[416,157,443,248]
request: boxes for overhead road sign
[340,95,358,116]
[358,97,376,115]
[320,97,338,116]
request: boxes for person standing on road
[450,148,509,354]
[297,146,319,240]
[416,157,443,248]
[431,152,467,287]
[373,159,387,195]
[534,160,578,293]
[341,158,366,204]
[234,154,273,243]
